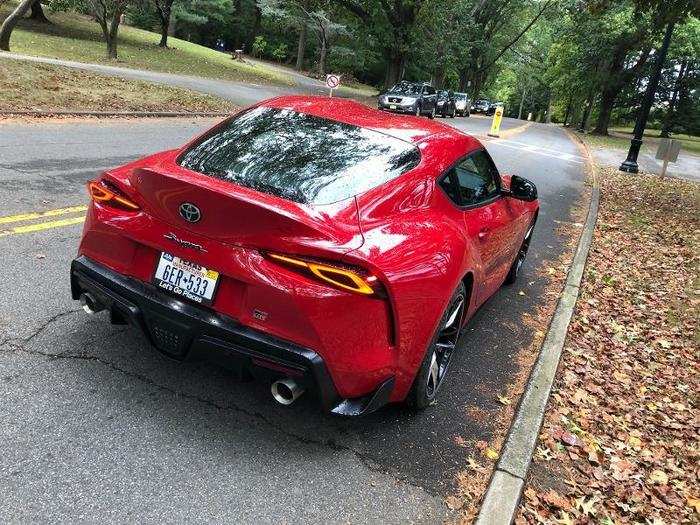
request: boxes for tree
[259,0,347,75]
[30,1,51,22]
[153,0,175,46]
[0,0,35,51]
[51,0,130,58]
[337,0,424,87]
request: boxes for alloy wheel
[514,224,535,277]
[425,296,465,397]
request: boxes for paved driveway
[0,115,586,522]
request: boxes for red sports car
[71,96,538,415]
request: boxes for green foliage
[271,42,287,62]
[251,35,266,57]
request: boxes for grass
[610,126,700,155]
[0,3,293,86]
[0,59,238,113]
[574,129,700,156]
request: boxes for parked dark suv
[436,90,457,118]
[471,99,491,114]
[378,81,438,118]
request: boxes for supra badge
[179,202,201,223]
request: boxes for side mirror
[505,175,537,202]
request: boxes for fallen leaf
[649,470,669,485]
[497,394,511,406]
[484,448,499,460]
[686,496,700,513]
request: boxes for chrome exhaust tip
[80,292,103,314]
[271,378,305,406]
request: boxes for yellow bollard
[488,106,504,138]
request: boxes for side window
[427,86,436,95]
[438,171,459,204]
[453,150,500,206]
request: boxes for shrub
[271,42,287,62]
[251,35,266,57]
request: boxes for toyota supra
[70,96,538,415]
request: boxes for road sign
[326,74,340,96]
[655,138,681,178]
[488,106,504,138]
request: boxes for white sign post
[655,138,681,178]
[326,74,341,97]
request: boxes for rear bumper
[70,256,394,416]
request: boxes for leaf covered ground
[0,59,237,113]
[517,168,699,524]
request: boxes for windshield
[455,94,467,100]
[178,107,421,205]
[388,83,422,95]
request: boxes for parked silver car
[454,93,470,117]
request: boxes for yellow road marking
[0,205,88,225]
[0,216,85,237]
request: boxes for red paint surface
[78,96,538,402]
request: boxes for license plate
[153,252,219,305]
[390,104,397,109]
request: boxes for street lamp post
[619,20,676,173]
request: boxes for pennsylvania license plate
[154,252,219,305]
[389,104,397,109]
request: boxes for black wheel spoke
[426,297,465,397]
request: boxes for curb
[475,130,600,525]
[0,110,231,118]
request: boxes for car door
[440,149,518,304]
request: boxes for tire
[450,106,456,118]
[504,218,536,285]
[407,282,466,409]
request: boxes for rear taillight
[88,180,140,211]
[265,252,384,297]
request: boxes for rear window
[178,106,421,205]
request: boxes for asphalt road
[0,115,586,522]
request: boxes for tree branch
[476,0,553,74]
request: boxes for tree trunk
[100,12,121,59]
[458,69,469,92]
[578,90,595,132]
[0,0,35,51]
[295,23,306,71]
[562,95,573,126]
[231,0,243,50]
[245,4,261,52]
[159,23,168,47]
[384,53,404,88]
[660,59,687,137]
[317,38,327,76]
[29,0,50,23]
[433,63,445,89]
[591,88,616,135]
[517,85,526,120]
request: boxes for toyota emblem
[179,202,201,223]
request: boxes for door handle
[478,229,489,241]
